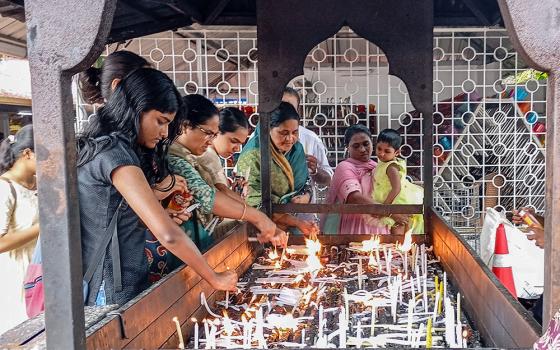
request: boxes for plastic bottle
[518,209,540,227]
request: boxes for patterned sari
[236,124,310,207]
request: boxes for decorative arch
[255,0,434,215]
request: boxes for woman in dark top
[77,68,239,306]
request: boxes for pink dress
[321,158,389,235]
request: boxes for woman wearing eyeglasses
[236,102,319,238]
[165,94,285,256]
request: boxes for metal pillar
[256,0,433,218]
[498,0,560,331]
[24,1,117,348]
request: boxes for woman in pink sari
[321,125,409,235]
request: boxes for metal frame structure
[16,0,560,348]
[497,0,560,329]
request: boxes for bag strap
[83,197,125,292]
[0,177,17,221]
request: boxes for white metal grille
[75,27,547,237]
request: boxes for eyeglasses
[195,125,219,140]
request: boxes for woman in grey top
[76,68,246,305]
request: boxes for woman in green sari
[237,102,318,236]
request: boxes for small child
[372,129,424,235]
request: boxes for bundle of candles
[175,232,481,349]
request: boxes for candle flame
[190,317,197,323]
[368,253,376,267]
[399,228,413,252]
[305,254,323,271]
[362,235,380,251]
[305,239,322,255]
[268,250,279,260]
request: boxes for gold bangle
[239,202,248,221]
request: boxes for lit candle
[462,329,468,348]
[191,318,199,349]
[172,317,185,350]
[443,272,447,297]
[225,291,229,309]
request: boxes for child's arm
[384,164,402,204]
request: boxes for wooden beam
[87,225,252,349]
[166,0,204,22]
[430,209,540,347]
[273,203,423,214]
[461,0,492,26]
[119,0,166,22]
[107,16,194,44]
[203,0,232,25]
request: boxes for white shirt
[0,180,39,334]
[298,126,333,202]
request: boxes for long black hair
[219,107,249,133]
[0,125,34,174]
[77,68,182,185]
[79,51,149,105]
[176,94,219,130]
[270,102,300,128]
[344,124,371,146]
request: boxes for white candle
[192,318,199,349]
[456,292,461,324]
[387,250,392,278]
[301,328,306,348]
[344,288,350,321]
[410,277,416,301]
[209,323,216,349]
[375,248,381,273]
[225,291,229,309]
[455,323,462,349]
[423,275,428,313]
[203,320,210,350]
[319,304,324,339]
[172,317,185,350]
[415,265,421,292]
[338,307,347,348]
[404,250,408,277]
[407,299,414,343]
[356,320,362,348]
[398,274,403,303]
[358,255,363,289]
[370,304,376,336]
[443,272,447,298]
